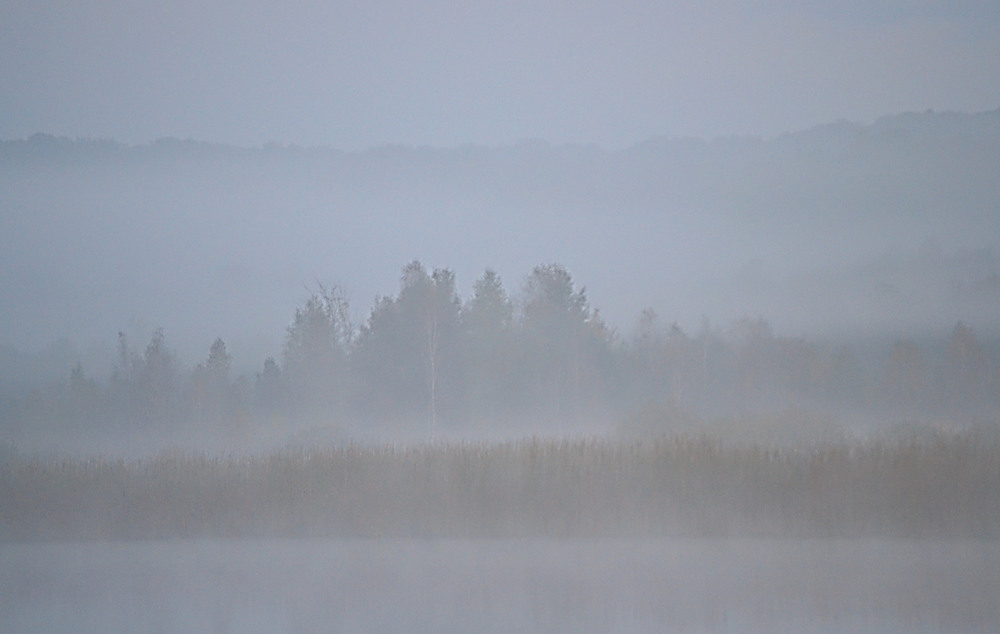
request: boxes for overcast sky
[3,1,1000,149]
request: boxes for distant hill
[1,108,998,367]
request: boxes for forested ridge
[3,108,1000,361]
[3,108,999,450]
[3,260,997,455]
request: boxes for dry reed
[2,433,998,541]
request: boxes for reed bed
[2,433,998,541]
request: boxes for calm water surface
[2,538,997,632]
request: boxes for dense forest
[3,260,997,458]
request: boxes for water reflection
[2,538,997,632]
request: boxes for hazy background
[2,0,999,386]
[2,116,998,380]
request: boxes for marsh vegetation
[4,431,998,542]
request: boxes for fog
[3,2,1000,631]
[2,112,999,376]
[2,126,998,453]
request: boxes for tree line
[6,261,999,443]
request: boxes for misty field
[3,433,998,541]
